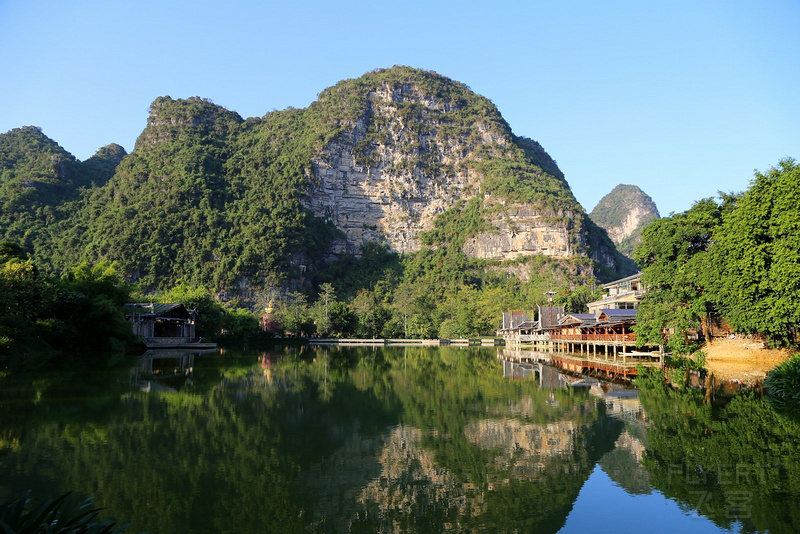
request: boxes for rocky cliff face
[302,67,630,277]
[304,76,496,254]
[590,184,660,257]
[305,140,469,255]
[462,207,579,260]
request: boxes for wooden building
[125,303,214,348]
[498,306,564,343]
[499,275,659,353]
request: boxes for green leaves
[635,159,800,349]
[0,491,130,533]
[709,159,800,346]
[0,253,134,357]
[765,354,800,407]
[633,198,725,352]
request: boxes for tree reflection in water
[0,346,797,533]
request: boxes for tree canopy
[708,159,800,345]
[634,158,800,349]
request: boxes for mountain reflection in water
[0,346,798,533]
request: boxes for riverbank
[703,337,793,384]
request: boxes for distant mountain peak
[590,184,660,257]
[134,96,243,151]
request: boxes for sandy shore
[702,338,793,383]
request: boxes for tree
[222,308,262,338]
[327,301,356,337]
[161,282,224,338]
[709,159,800,346]
[0,258,42,350]
[1,256,134,355]
[553,285,602,315]
[633,199,725,353]
[313,283,338,336]
[280,291,311,336]
[39,260,134,352]
[352,289,390,338]
[0,241,28,263]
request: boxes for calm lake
[1,345,798,533]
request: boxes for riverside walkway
[308,338,505,346]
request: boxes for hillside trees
[73,97,242,289]
[0,246,134,358]
[708,159,800,345]
[634,159,800,349]
[58,98,344,292]
[278,292,314,336]
[633,199,726,353]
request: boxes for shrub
[0,490,130,533]
[765,354,800,407]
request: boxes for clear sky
[1,0,798,216]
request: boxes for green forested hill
[0,67,632,325]
[0,126,79,248]
[63,95,347,289]
[0,127,127,262]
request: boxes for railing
[551,333,637,342]
[503,333,552,343]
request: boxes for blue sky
[1,0,798,216]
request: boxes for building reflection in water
[129,349,207,392]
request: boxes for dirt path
[703,338,793,384]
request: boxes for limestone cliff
[590,184,660,257]
[302,67,632,278]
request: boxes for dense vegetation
[0,127,124,261]
[634,159,800,351]
[764,354,800,407]
[0,241,135,359]
[0,241,264,365]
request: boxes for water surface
[0,346,798,533]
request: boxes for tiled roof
[598,309,638,322]
[125,303,191,318]
[601,272,642,288]
[600,308,638,317]
[503,321,538,331]
[559,313,598,325]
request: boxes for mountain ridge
[0,66,636,297]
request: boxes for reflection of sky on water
[562,466,737,534]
